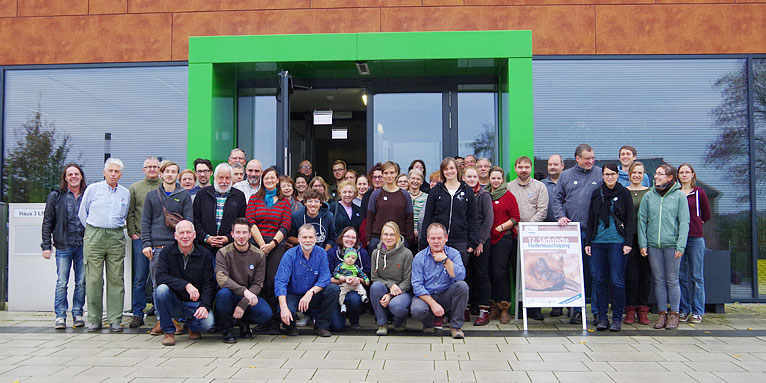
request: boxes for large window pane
[533,59,753,299]
[458,91,498,163]
[755,59,766,299]
[373,93,442,174]
[237,91,277,167]
[3,66,188,202]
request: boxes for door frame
[188,30,533,174]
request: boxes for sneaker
[393,318,407,332]
[376,325,388,336]
[87,323,103,332]
[549,307,563,317]
[450,328,464,339]
[679,312,690,322]
[361,295,370,304]
[55,317,66,329]
[433,316,444,330]
[221,329,237,344]
[73,316,85,328]
[596,318,609,331]
[609,320,622,332]
[528,308,545,321]
[690,314,702,324]
[350,323,362,330]
[129,316,144,328]
[340,304,347,314]
[422,326,435,334]
[109,323,123,333]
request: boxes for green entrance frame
[187,30,533,174]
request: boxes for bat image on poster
[524,254,580,292]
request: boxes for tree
[469,122,496,160]
[3,110,75,203]
[706,60,766,202]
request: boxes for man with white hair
[78,158,130,332]
[193,163,247,255]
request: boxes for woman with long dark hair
[462,166,493,326]
[677,163,711,324]
[326,227,370,331]
[584,163,635,332]
[638,164,690,330]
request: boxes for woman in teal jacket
[637,164,690,330]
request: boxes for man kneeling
[410,223,469,339]
[275,224,339,337]
[215,218,272,343]
[155,220,216,346]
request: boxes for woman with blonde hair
[677,163,710,324]
[370,221,413,335]
[309,176,331,202]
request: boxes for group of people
[41,144,710,346]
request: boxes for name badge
[249,264,254,270]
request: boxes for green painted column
[187,62,236,169]
[506,57,534,179]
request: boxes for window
[458,90,497,164]
[3,66,188,202]
[754,59,766,299]
[533,59,753,299]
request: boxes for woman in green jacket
[637,164,690,330]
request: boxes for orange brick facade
[1,0,765,65]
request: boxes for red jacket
[490,191,520,244]
[686,186,711,238]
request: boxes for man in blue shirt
[617,145,651,187]
[78,158,131,332]
[275,224,340,337]
[410,223,469,339]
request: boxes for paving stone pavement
[0,304,765,382]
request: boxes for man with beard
[194,158,213,190]
[275,224,339,337]
[233,159,263,202]
[507,156,549,321]
[193,163,247,256]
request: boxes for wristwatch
[441,257,448,265]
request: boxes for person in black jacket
[192,163,247,256]
[584,163,636,332]
[41,163,87,329]
[419,157,479,266]
[154,220,216,346]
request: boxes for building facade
[0,1,764,301]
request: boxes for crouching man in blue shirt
[275,224,340,337]
[410,223,469,339]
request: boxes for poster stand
[517,222,587,332]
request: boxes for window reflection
[532,59,753,298]
[3,66,188,202]
[754,59,766,299]
[373,93,442,174]
[237,93,276,167]
[458,92,497,163]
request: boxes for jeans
[54,246,85,318]
[590,243,626,321]
[214,288,273,331]
[131,238,150,317]
[679,237,706,315]
[330,290,362,331]
[648,248,682,312]
[369,281,412,326]
[155,284,214,334]
[280,283,340,330]
[468,240,491,307]
[489,234,515,302]
[411,281,470,329]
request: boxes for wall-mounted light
[356,62,370,76]
[361,94,368,106]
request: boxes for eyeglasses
[144,166,159,170]
[603,173,617,178]
[678,171,693,175]
[196,169,211,174]
[300,165,311,169]
[342,235,357,240]
[333,168,345,172]
[371,175,383,179]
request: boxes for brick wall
[1,0,765,65]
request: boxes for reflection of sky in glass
[533,59,747,215]
[458,92,497,162]
[3,66,188,187]
[373,93,442,173]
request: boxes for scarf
[597,183,623,228]
[655,181,672,197]
[472,184,482,196]
[264,187,277,207]
[486,180,508,201]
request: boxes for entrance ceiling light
[361,94,368,106]
[356,62,370,76]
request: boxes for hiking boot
[654,311,667,329]
[665,311,680,330]
[623,306,636,325]
[637,306,651,325]
[489,300,501,321]
[129,316,144,328]
[162,333,175,346]
[498,301,512,324]
[473,307,490,326]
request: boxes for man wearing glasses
[298,160,313,178]
[194,158,213,190]
[328,160,347,201]
[127,156,162,328]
